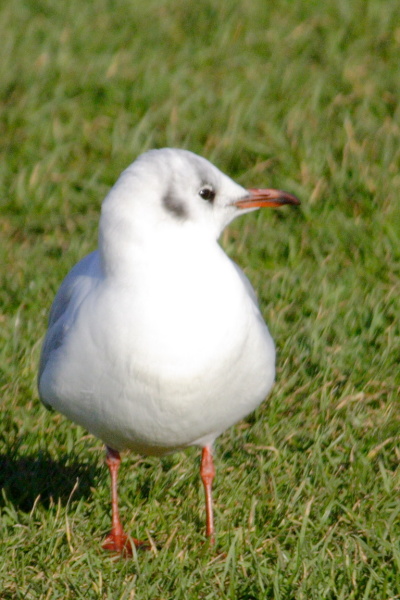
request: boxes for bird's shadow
[0,450,102,512]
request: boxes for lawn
[0,0,399,598]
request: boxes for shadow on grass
[0,450,102,512]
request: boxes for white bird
[38,148,299,554]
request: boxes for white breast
[40,244,275,455]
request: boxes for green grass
[1,0,399,598]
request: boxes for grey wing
[38,251,101,404]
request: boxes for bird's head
[99,148,300,271]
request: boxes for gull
[38,148,299,554]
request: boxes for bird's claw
[102,531,149,556]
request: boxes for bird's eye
[199,186,216,203]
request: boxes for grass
[1,0,399,597]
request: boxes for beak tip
[287,193,301,206]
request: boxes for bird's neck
[99,220,221,282]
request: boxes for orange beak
[235,188,300,209]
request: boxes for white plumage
[38,148,299,552]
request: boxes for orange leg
[102,446,146,556]
[200,446,216,544]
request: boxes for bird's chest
[93,264,252,381]
[55,255,274,452]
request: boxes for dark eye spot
[163,191,187,219]
[199,186,216,203]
